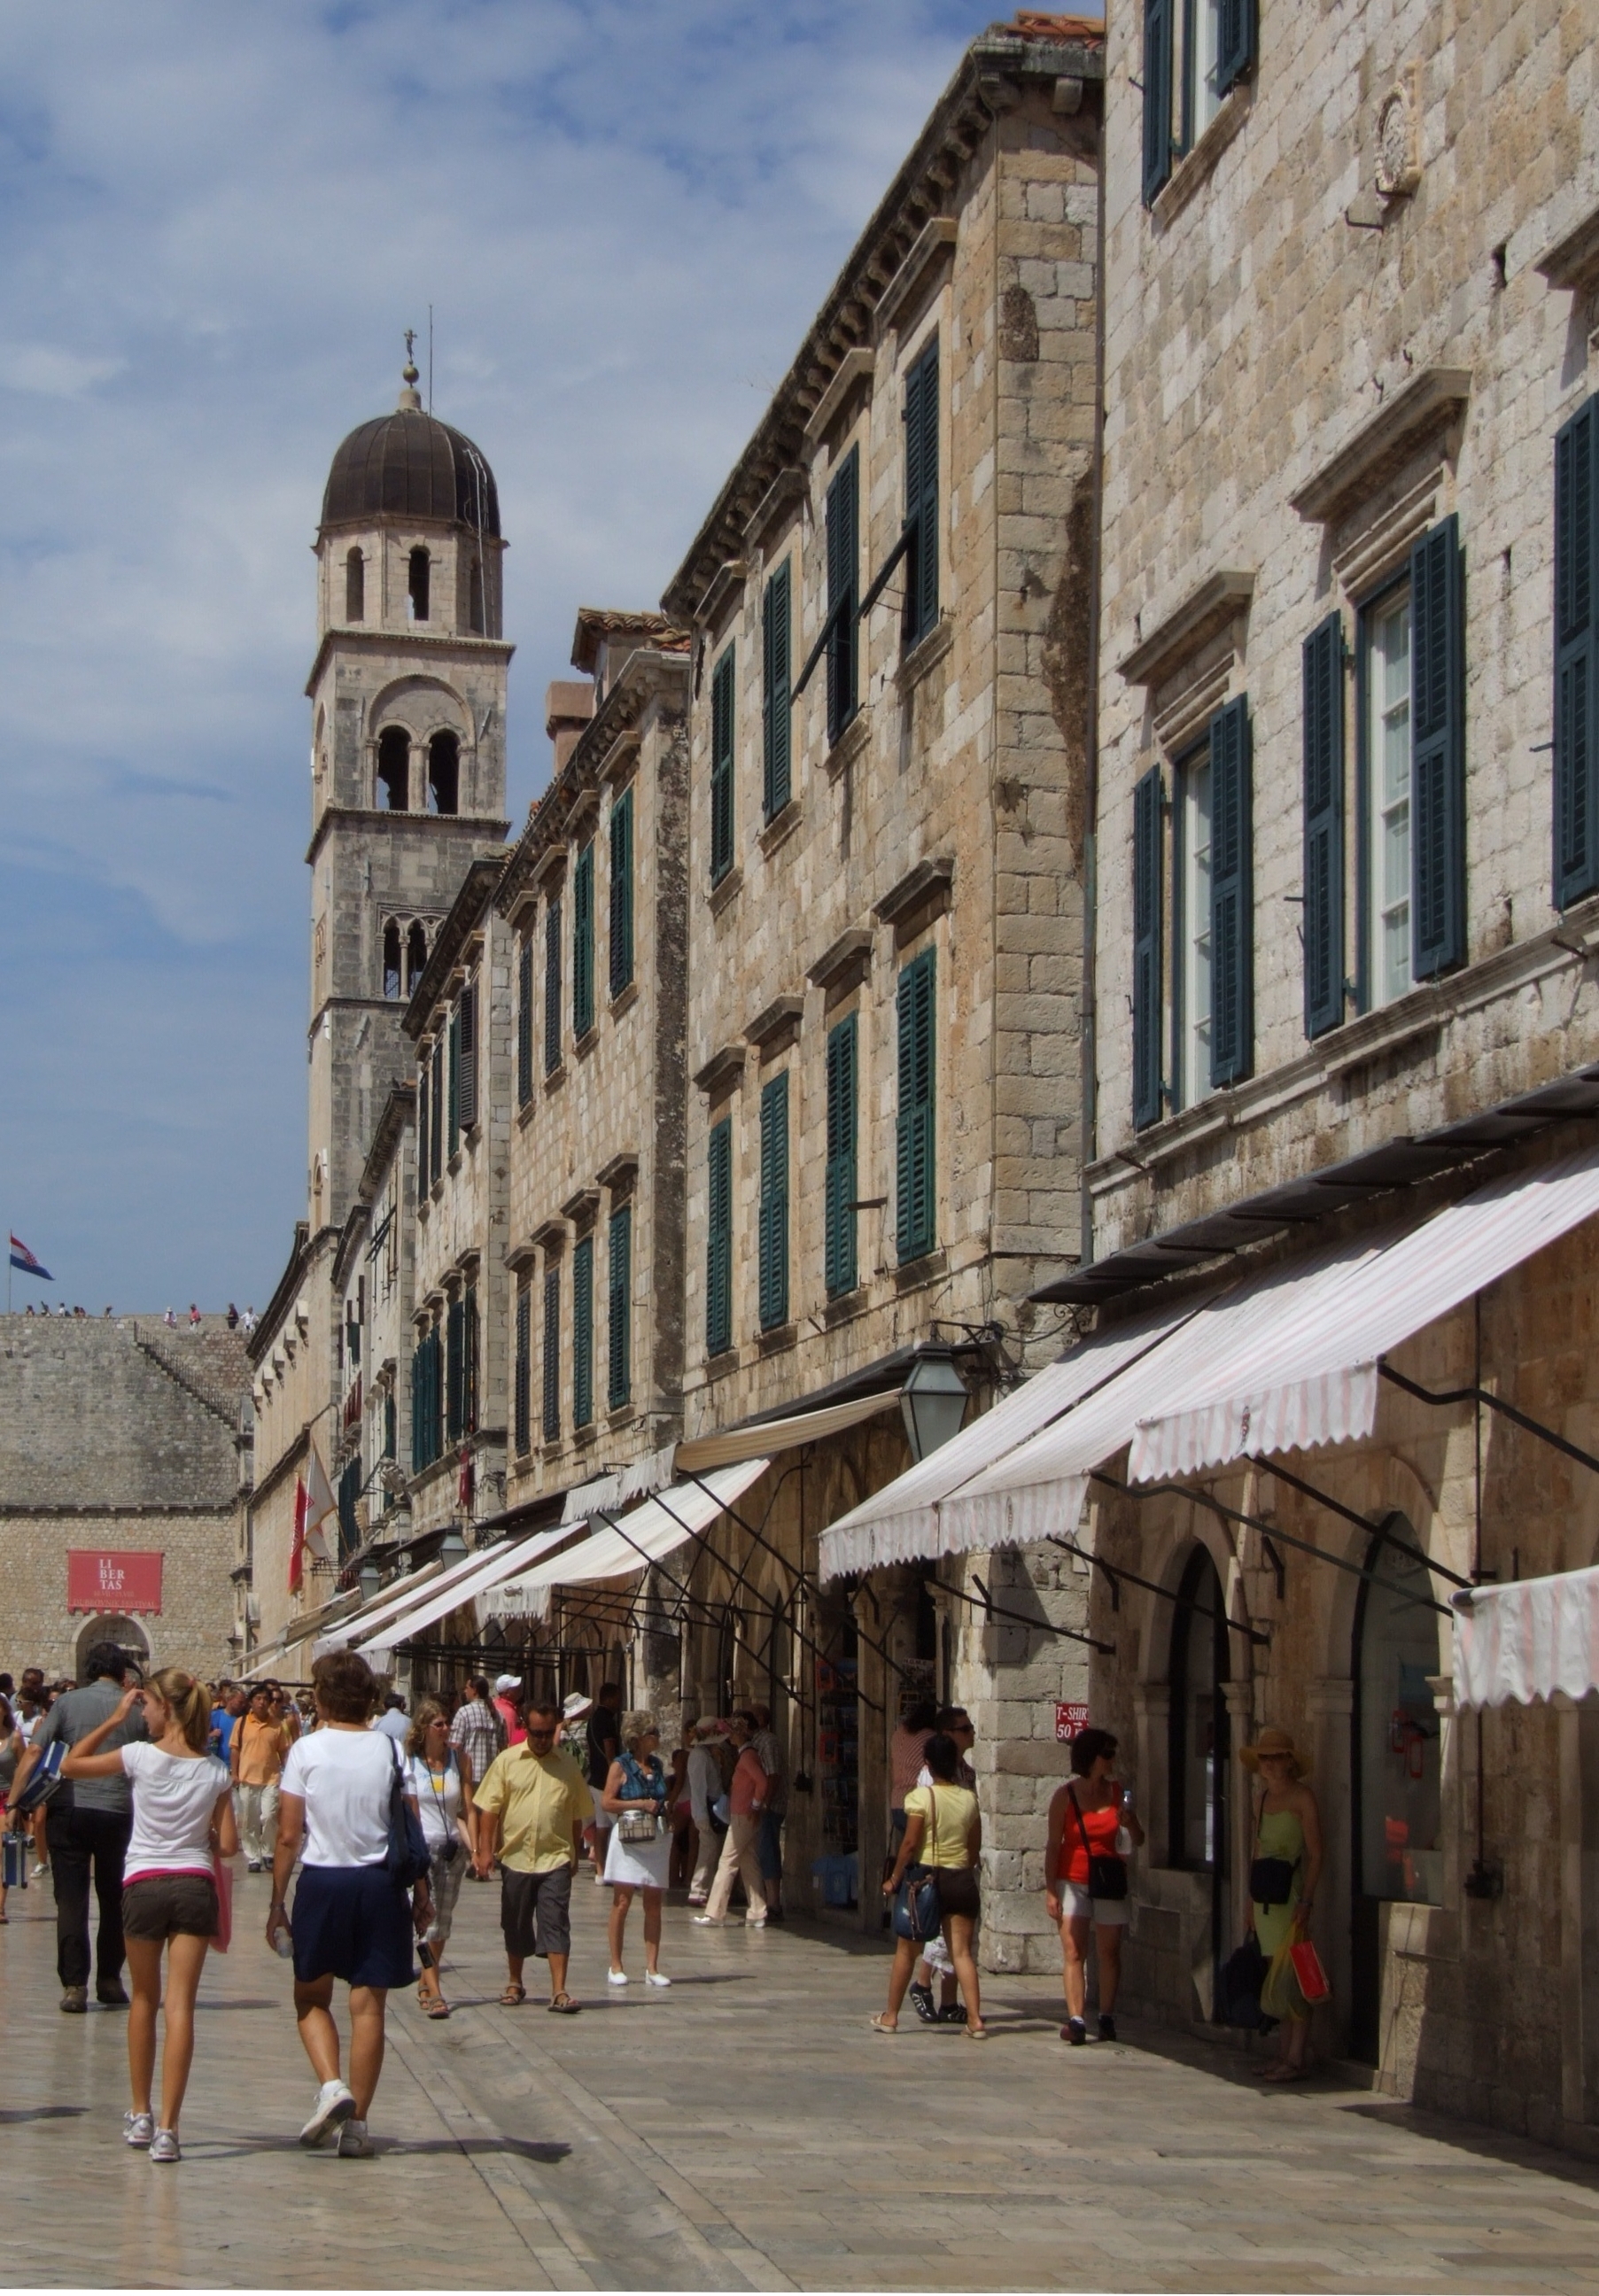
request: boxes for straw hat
[1239,1725,1308,1780]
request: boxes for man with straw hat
[1239,1726,1323,2080]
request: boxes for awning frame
[1379,1359,1599,1483]
[1045,1531,1271,1647]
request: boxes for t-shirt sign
[67,1549,163,1615]
[1055,1703,1089,1743]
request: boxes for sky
[0,0,1026,1316]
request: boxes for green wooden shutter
[1556,395,1599,909]
[517,935,533,1105]
[541,1264,560,1440]
[608,1204,632,1410]
[514,1285,531,1454]
[763,562,792,820]
[1410,515,1466,979]
[447,1004,462,1156]
[446,1293,464,1440]
[758,1072,790,1330]
[463,1283,478,1433]
[710,647,735,882]
[1302,615,1346,1039]
[572,1235,594,1428]
[1216,0,1255,97]
[431,1041,445,1182]
[458,981,477,1131]
[904,336,939,647]
[573,842,595,1037]
[609,787,634,994]
[1142,0,1174,205]
[384,1388,396,1462]
[826,448,859,744]
[543,896,562,1072]
[825,1013,858,1296]
[1209,696,1254,1087]
[410,1338,426,1471]
[416,1068,429,1204]
[706,1118,733,1355]
[1132,764,1164,1128]
[896,950,935,1263]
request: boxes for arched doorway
[1350,1519,1443,2060]
[1168,1545,1231,2006]
[74,1615,151,1680]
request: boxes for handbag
[1289,1933,1331,2004]
[385,1742,433,1889]
[616,1750,664,1843]
[1250,1855,1297,1907]
[617,1809,660,1844]
[1,1832,28,1891]
[13,1739,65,1816]
[1217,1934,1270,2028]
[892,1866,943,1942]
[1069,1786,1129,1900]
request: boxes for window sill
[896,614,953,693]
[543,1062,566,1095]
[703,1346,740,1383]
[516,1096,537,1131]
[709,865,743,918]
[759,797,803,861]
[609,979,640,1020]
[607,1400,637,1430]
[757,1321,797,1356]
[895,1245,946,1294]
[822,1285,868,1330]
[1150,81,1251,230]
[825,710,872,782]
[572,1422,598,1448]
[573,1024,599,1062]
[539,1436,563,1461]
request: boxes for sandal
[966,2022,990,2040]
[869,2014,898,2034]
[547,1992,581,2014]
[423,1997,452,2020]
[499,1982,527,2007]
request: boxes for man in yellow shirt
[473,1695,593,2012]
[231,1682,298,1872]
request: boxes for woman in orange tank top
[1044,1726,1144,2045]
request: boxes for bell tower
[305,346,512,1233]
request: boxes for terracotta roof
[570,607,691,673]
[1009,12,1105,43]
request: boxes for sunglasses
[524,1726,558,1741]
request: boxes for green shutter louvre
[541,1265,560,1440]
[762,563,792,821]
[446,1004,461,1157]
[1142,0,1174,206]
[825,1014,858,1296]
[573,843,595,1038]
[706,1118,733,1356]
[1215,0,1255,97]
[1209,697,1254,1087]
[826,449,859,744]
[1410,516,1467,978]
[572,1235,594,1429]
[896,950,935,1263]
[1302,616,1346,1039]
[458,981,477,1131]
[431,1041,445,1183]
[609,788,634,994]
[416,1068,429,1204]
[758,1072,789,1330]
[904,337,939,647]
[543,897,562,1073]
[514,1286,531,1454]
[608,1204,632,1410]
[1132,765,1164,1128]
[710,647,735,882]
[516,935,534,1106]
[446,1294,464,1440]
[1556,396,1599,910]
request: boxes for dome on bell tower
[321,352,500,538]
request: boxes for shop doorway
[1350,1519,1443,2062]
[1168,1546,1230,2012]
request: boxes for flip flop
[547,1992,581,2014]
[869,2014,898,2034]
[499,1983,527,2007]
[423,1997,452,2020]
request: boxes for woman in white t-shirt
[62,1669,237,2163]
[404,1699,474,2020]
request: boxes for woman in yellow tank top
[871,1733,985,2037]
[1241,1726,1323,2083]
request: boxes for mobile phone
[417,1942,434,1969]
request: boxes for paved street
[4,1866,1599,2292]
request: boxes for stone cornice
[1118,570,1255,687]
[1290,367,1471,527]
[304,807,509,871]
[303,624,513,699]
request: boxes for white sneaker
[299,2079,356,2148]
[644,1969,671,1988]
[692,1914,726,1926]
[149,2128,181,2163]
[123,2111,154,2148]
[337,2118,374,2158]
[607,1967,629,1987]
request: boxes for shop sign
[1054,1701,1089,1742]
[66,1549,164,1615]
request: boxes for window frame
[757,1071,790,1331]
[710,645,735,885]
[609,787,634,996]
[608,1203,632,1412]
[1354,569,1414,1017]
[1168,737,1213,1113]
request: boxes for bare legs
[873,1935,920,2027]
[609,1884,665,1975]
[944,1913,983,2035]
[1060,1913,1122,2021]
[292,1974,388,2117]
[125,1933,210,2131]
[507,1949,571,2005]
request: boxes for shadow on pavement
[0,2106,87,2124]
[1339,2098,1599,2193]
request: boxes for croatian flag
[9,1236,52,1283]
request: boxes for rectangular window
[446,1293,464,1442]
[1360,581,1413,1009]
[1208,694,1254,1088]
[762,562,792,821]
[514,1285,532,1455]
[384,1388,396,1462]
[446,1003,461,1159]
[1409,514,1466,980]
[710,646,735,883]
[1131,764,1164,1129]
[896,949,935,1264]
[1172,746,1212,1107]
[516,935,534,1107]
[430,1041,444,1184]
[824,1012,858,1297]
[706,1117,733,1357]
[825,447,859,745]
[543,896,562,1074]
[1556,394,1599,908]
[541,1264,560,1441]
[572,842,595,1039]
[572,1234,594,1429]
[458,980,477,1132]
[903,334,939,648]
[608,1204,632,1411]
[416,1067,430,1205]
[411,1323,441,1471]
[462,1281,478,1434]
[757,1071,789,1330]
[1302,613,1347,1039]
[609,788,634,995]
[1143,0,1254,206]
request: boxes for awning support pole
[1256,1455,1472,1590]
[1045,1534,1271,1647]
[1379,1360,1599,1484]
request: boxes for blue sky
[0,0,1018,1315]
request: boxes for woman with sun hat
[1240,1724,1323,2081]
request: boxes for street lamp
[358,1561,382,1605]
[439,1523,469,1566]
[900,1354,969,1463]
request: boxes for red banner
[66,1550,164,1615]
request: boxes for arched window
[1354,1523,1442,1907]
[469,555,485,634]
[1168,1546,1230,1871]
[408,547,430,623]
[406,921,428,990]
[428,730,459,815]
[383,921,402,999]
[376,727,409,811]
[345,547,365,621]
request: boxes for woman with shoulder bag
[872,1732,986,2038]
[601,1710,672,1988]
[1044,1726,1144,2045]
[1240,1726,1323,2081]
[405,1699,475,2021]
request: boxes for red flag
[289,1475,307,1594]
[457,1445,474,1511]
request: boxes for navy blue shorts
[291,1864,414,1990]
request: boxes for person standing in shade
[1241,1726,1323,2083]
[601,1711,672,1987]
[268,1650,431,2158]
[684,1719,725,1904]
[694,1710,769,1929]
[749,1703,786,1921]
[473,1695,591,2013]
[1044,1726,1144,2045]
[374,1691,409,1744]
[910,1706,978,2025]
[231,1683,290,1873]
[586,1682,621,1882]
[406,1699,474,2018]
[0,1695,22,1922]
[9,1642,147,2012]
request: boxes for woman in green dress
[1241,1726,1323,2081]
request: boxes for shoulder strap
[1068,1783,1092,1854]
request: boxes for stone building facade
[332,1082,416,1568]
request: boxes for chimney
[545,679,595,777]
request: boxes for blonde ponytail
[148,1667,212,1754]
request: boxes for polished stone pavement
[4,1862,1599,2291]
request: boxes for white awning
[1128,1145,1599,1483]
[678,1387,902,1475]
[311,1556,446,1658]
[1455,1566,1599,1707]
[355,1524,575,1666]
[494,1457,771,1622]
[817,1300,1202,1580]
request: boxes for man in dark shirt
[585,1684,620,1881]
[12,1642,147,2012]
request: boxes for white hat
[493,1673,521,1695]
[563,1690,594,1721]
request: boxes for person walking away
[666,1735,694,1889]
[232,1684,290,1872]
[1240,1726,1323,2081]
[1044,1726,1144,2045]
[0,1696,22,1920]
[586,1683,621,1881]
[694,1710,770,1928]
[910,1706,978,2024]
[14,1672,50,1879]
[473,1695,591,2013]
[10,1642,147,2011]
[888,1699,938,1850]
[375,1691,409,1744]
[61,1670,237,2162]
[873,1732,985,2036]
[268,1650,431,2158]
[685,1720,725,1904]
[601,1711,671,1987]
[749,1703,786,1920]
[492,1675,526,1750]
[450,1675,503,1878]
[406,1699,474,2018]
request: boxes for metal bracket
[1379,1360,1599,1485]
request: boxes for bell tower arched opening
[428,731,459,816]
[376,727,410,811]
[408,547,431,623]
[383,922,402,999]
[407,921,429,990]
[345,547,365,622]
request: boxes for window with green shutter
[572,1234,594,1429]
[608,1203,632,1410]
[825,448,859,744]
[541,1264,560,1440]
[412,1323,442,1471]
[514,1285,532,1455]
[572,843,595,1038]
[1208,695,1254,1088]
[1142,0,1174,204]
[1409,516,1466,980]
[762,563,792,821]
[609,787,634,994]
[1556,395,1598,910]
[1302,615,1347,1039]
[1131,764,1164,1129]
[710,647,735,883]
[384,1387,396,1463]
[516,935,534,1106]
[446,1004,461,1158]
[410,1336,427,1472]
[446,1293,465,1441]
[757,1072,789,1330]
[457,980,477,1131]
[430,1040,445,1183]
[706,1117,733,1356]
[543,896,562,1073]
[896,950,935,1264]
[1144,0,1254,208]
[904,337,939,646]
[416,1067,430,1204]
[462,1282,478,1434]
[825,1012,858,1297]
